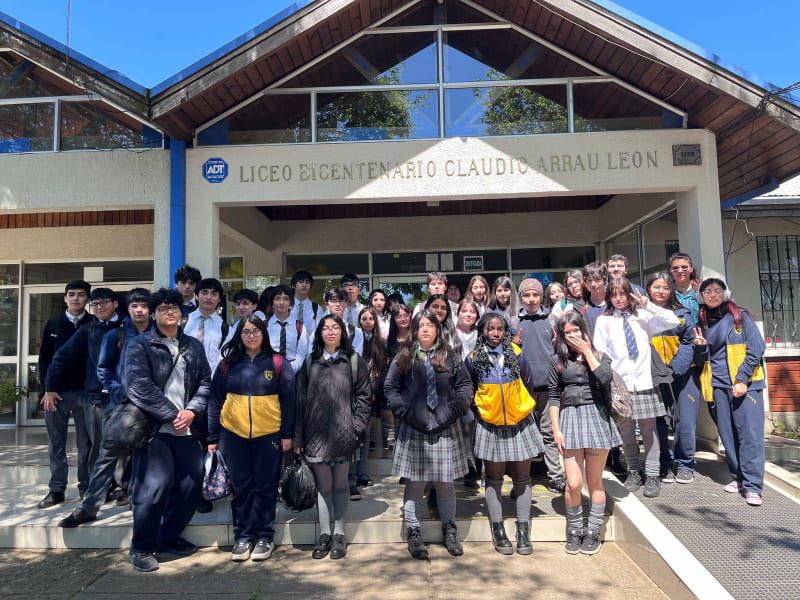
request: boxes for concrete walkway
[0,542,668,600]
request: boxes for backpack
[220,353,284,380]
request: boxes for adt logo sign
[202,158,228,183]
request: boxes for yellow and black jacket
[465,344,535,427]
[650,306,700,379]
[207,352,296,442]
[696,311,766,402]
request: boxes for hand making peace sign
[693,327,707,346]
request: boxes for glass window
[284,33,437,88]
[317,89,438,141]
[573,83,665,132]
[757,236,800,347]
[60,101,161,150]
[444,29,593,83]
[200,94,311,145]
[381,0,492,26]
[220,257,244,280]
[642,211,678,277]
[285,254,369,278]
[23,261,153,285]
[0,289,19,358]
[0,264,20,286]
[0,52,83,98]
[445,85,568,137]
[511,247,596,271]
[607,230,641,285]
[0,363,18,425]
[27,292,64,355]
[0,102,54,153]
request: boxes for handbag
[102,342,183,451]
[603,369,633,424]
[202,450,232,501]
[280,454,317,513]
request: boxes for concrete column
[185,195,219,279]
[153,195,171,288]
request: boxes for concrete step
[0,471,613,549]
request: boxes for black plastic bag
[280,455,317,513]
[103,399,152,451]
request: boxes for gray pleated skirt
[473,413,545,462]
[559,402,623,450]
[392,421,468,482]
[631,388,666,420]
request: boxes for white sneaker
[745,492,763,506]
[724,481,742,493]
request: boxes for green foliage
[0,379,26,412]
[786,431,798,439]
[775,421,787,431]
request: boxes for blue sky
[0,0,797,92]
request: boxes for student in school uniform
[340,274,365,333]
[385,310,473,559]
[564,270,586,313]
[424,294,461,356]
[386,303,412,359]
[267,285,310,375]
[455,298,480,487]
[222,289,266,347]
[466,312,544,555]
[387,293,404,312]
[517,279,564,493]
[257,287,276,321]
[465,275,490,316]
[694,279,767,505]
[582,262,608,337]
[446,284,462,306]
[414,272,458,316]
[290,270,321,333]
[368,289,391,339]
[324,287,364,355]
[174,264,202,318]
[668,252,701,324]
[544,282,573,323]
[548,311,621,556]
[183,278,227,375]
[606,255,645,295]
[487,276,520,334]
[37,280,94,508]
[593,278,680,499]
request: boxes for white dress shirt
[343,301,365,332]
[65,310,87,326]
[377,313,391,339]
[268,314,310,374]
[593,303,680,392]
[183,310,224,374]
[291,297,319,334]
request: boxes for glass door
[373,276,428,311]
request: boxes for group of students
[37,251,767,572]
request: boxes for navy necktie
[278,321,287,355]
[622,313,639,360]
[424,352,439,410]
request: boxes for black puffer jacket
[384,352,473,434]
[294,352,372,463]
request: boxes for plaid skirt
[560,402,623,450]
[473,413,545,462]
[306,446,358,466]
[392,421,468,482]
[631,388,666,420]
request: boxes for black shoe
[580,528,601,555]
[515,521,532,555]
[642,476,661,498]
[37,491,64,509]
[491,522,513,555]
[116,491,130,507]
[564,526,582,555]
[399,477,408,485]
[196,498,213,513]
[58,507,96,528]
[161,537,196,556]
[406,526,428,560]
[312,534,332,559]
[357,474,373,487]
[464,459,478,488]
[105,489,116,504]
[623,470,643,492]
[230,541,252,562]
[442,522,463,556]
[330,533,347,559]
[675,469,694,484]
[251,540,273,562]
[128,550,159,572]
[548,479,566,494]
[79,489,86,501]
[349,483,361,501]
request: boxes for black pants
[131,433,204,553]
[219,428,283,543]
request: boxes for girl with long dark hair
[548,311,621,555]
[467,312,544,555]
[294,315,372,560]
[465,275,490,316]
[208,316,296,562]
[487,276,520,333]
[368,289,391,339]
[593,277,679,499]
[386,303,413,358]
[695,278,766,505]
[384,311,473,559]
[425,293,461,356]
[564,270,586,312]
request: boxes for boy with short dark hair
[37,280,94,508]
[174,264,202,317]
[606,255,645,295]
[268,284,310,373]
[290,270,321,332]
[340,274,364,332]
[183,278,226,374]
[413,271,457,316]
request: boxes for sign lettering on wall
[464,256,484,271]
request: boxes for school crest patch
[264,370,274,381]
[679,317,686,327]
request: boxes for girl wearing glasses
[593,277,680,499]
[385,310,473,559]
[646,273,702,485]
[564,270,587,312]
[695,279,766,506]
[294,315,373,559]
[207,316,296,563]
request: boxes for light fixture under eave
[427,200,440,207]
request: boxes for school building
[1,0,800,437]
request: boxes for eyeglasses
[322,326,342,333]
[89,299,112,309]
[671,265,691,271]
[241,329,262,338]
[156,305,181,314]
[342,283,359,289]
[650,285,670,293]
[702,288,725,297]
[327,300,344,306]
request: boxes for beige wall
[0,225,153,262]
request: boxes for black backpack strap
[311,302,319,319]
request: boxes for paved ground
[765,435,800,475]
[0,542,668,600]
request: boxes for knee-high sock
[587,501,605,532]
[403,481,427,528]
[639,418,661,478]
[433,482,456,524]
[485,477,504,523]
[566,503,583,531]
[511,477,532,524]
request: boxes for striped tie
[297,302,304,324]
[622,313,638,360]
[424,352,439,411]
